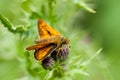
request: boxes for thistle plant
[0,0,99,80]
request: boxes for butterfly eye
[61,37,66,44]
[62,40,66,44]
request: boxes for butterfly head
[61,37,69,45]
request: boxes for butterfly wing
[38,19,62,39]
[26,36,61,50]
[26,19,62,51]
[34,45,56,60]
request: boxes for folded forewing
[38,19,62,39]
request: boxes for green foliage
[0,13,29,33]
[0,0,108,80]
[74,0,96,13]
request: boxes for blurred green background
[0,0,120,80]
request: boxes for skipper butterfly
[26,19,69,61]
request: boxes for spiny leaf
[0,13,14,32]
[74,0,96,13]
[0,13,28,33]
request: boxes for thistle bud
[42,57,54,70]
[51,46,69,61]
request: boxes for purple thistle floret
[51,46,69,61]
[42,57,54,70]
[42,46,69,70]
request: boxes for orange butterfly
[26,19,69,61]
